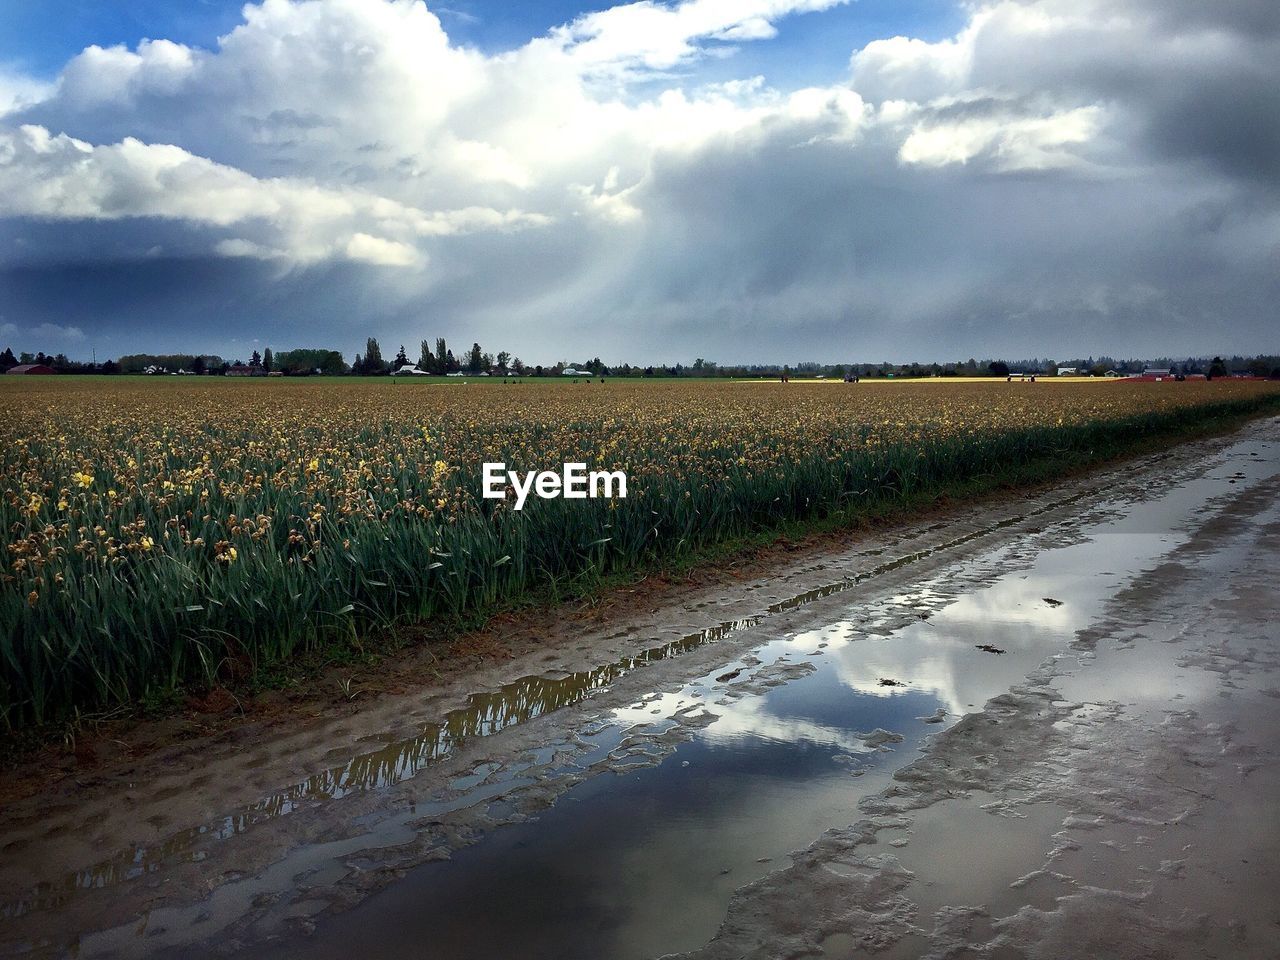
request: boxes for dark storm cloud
[1,0,1278,363]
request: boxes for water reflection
[2,624,750,919]
[6,492,1099,920]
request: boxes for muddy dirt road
[3,418,1279,959]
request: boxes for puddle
[225,435,1277,960]
[1,485,1109,925]
[15,429,1280,959]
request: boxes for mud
[2,417,1278,959]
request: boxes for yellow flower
[140,536,154,551]
[72,471,94,488]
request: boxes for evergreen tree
[262,348,273,372]
[0,347,16,371]
[364,338,385,375]
[250,350,262,368]
[435,338,447,370]
[468,342,484,373]
[394,344,409,369]
[418,339,435,373]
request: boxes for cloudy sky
[0,0,1276,365]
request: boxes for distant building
[561,368,584,376]
[225,365,265,377]
[1104,370,1124,378]
[391,364,429,376]
[446,371,465,377]
[1057,367,1078,376]
[5,363,55,375]
[1138,368,1172,381]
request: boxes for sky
[0,0,1276,365]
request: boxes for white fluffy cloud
[548,0,850,74]
[0,123,545,265]
[0,0,1277,360]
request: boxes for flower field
[2,376,1278,730]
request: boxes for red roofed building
[5,364,55,375]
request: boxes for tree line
[2,343,1277,380]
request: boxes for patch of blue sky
[3,0,964,90]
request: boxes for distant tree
[19,352,34,364]
[418,339,435,373]
[1208,356,1228,379]
[0,347,16,371]
[467,342,484,373]
[102,359,119,375]
[262,348,273,372]
[363,338,386,375]
[435,338,447,370]
[511,356,525,375]
[988,361,1010,377]
[496,351,511,371]
[272,348,345,375]
[534,364,544,377]
[394,344,409,369]
[352,353,364,375]
[250,350,262,368]
[446,349,459,372]
[192,356,207,375]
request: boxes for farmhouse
[1057,367,1078,376]
[1137,368,1173,381]
[5,363,55,375]
[392,364,429,376]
